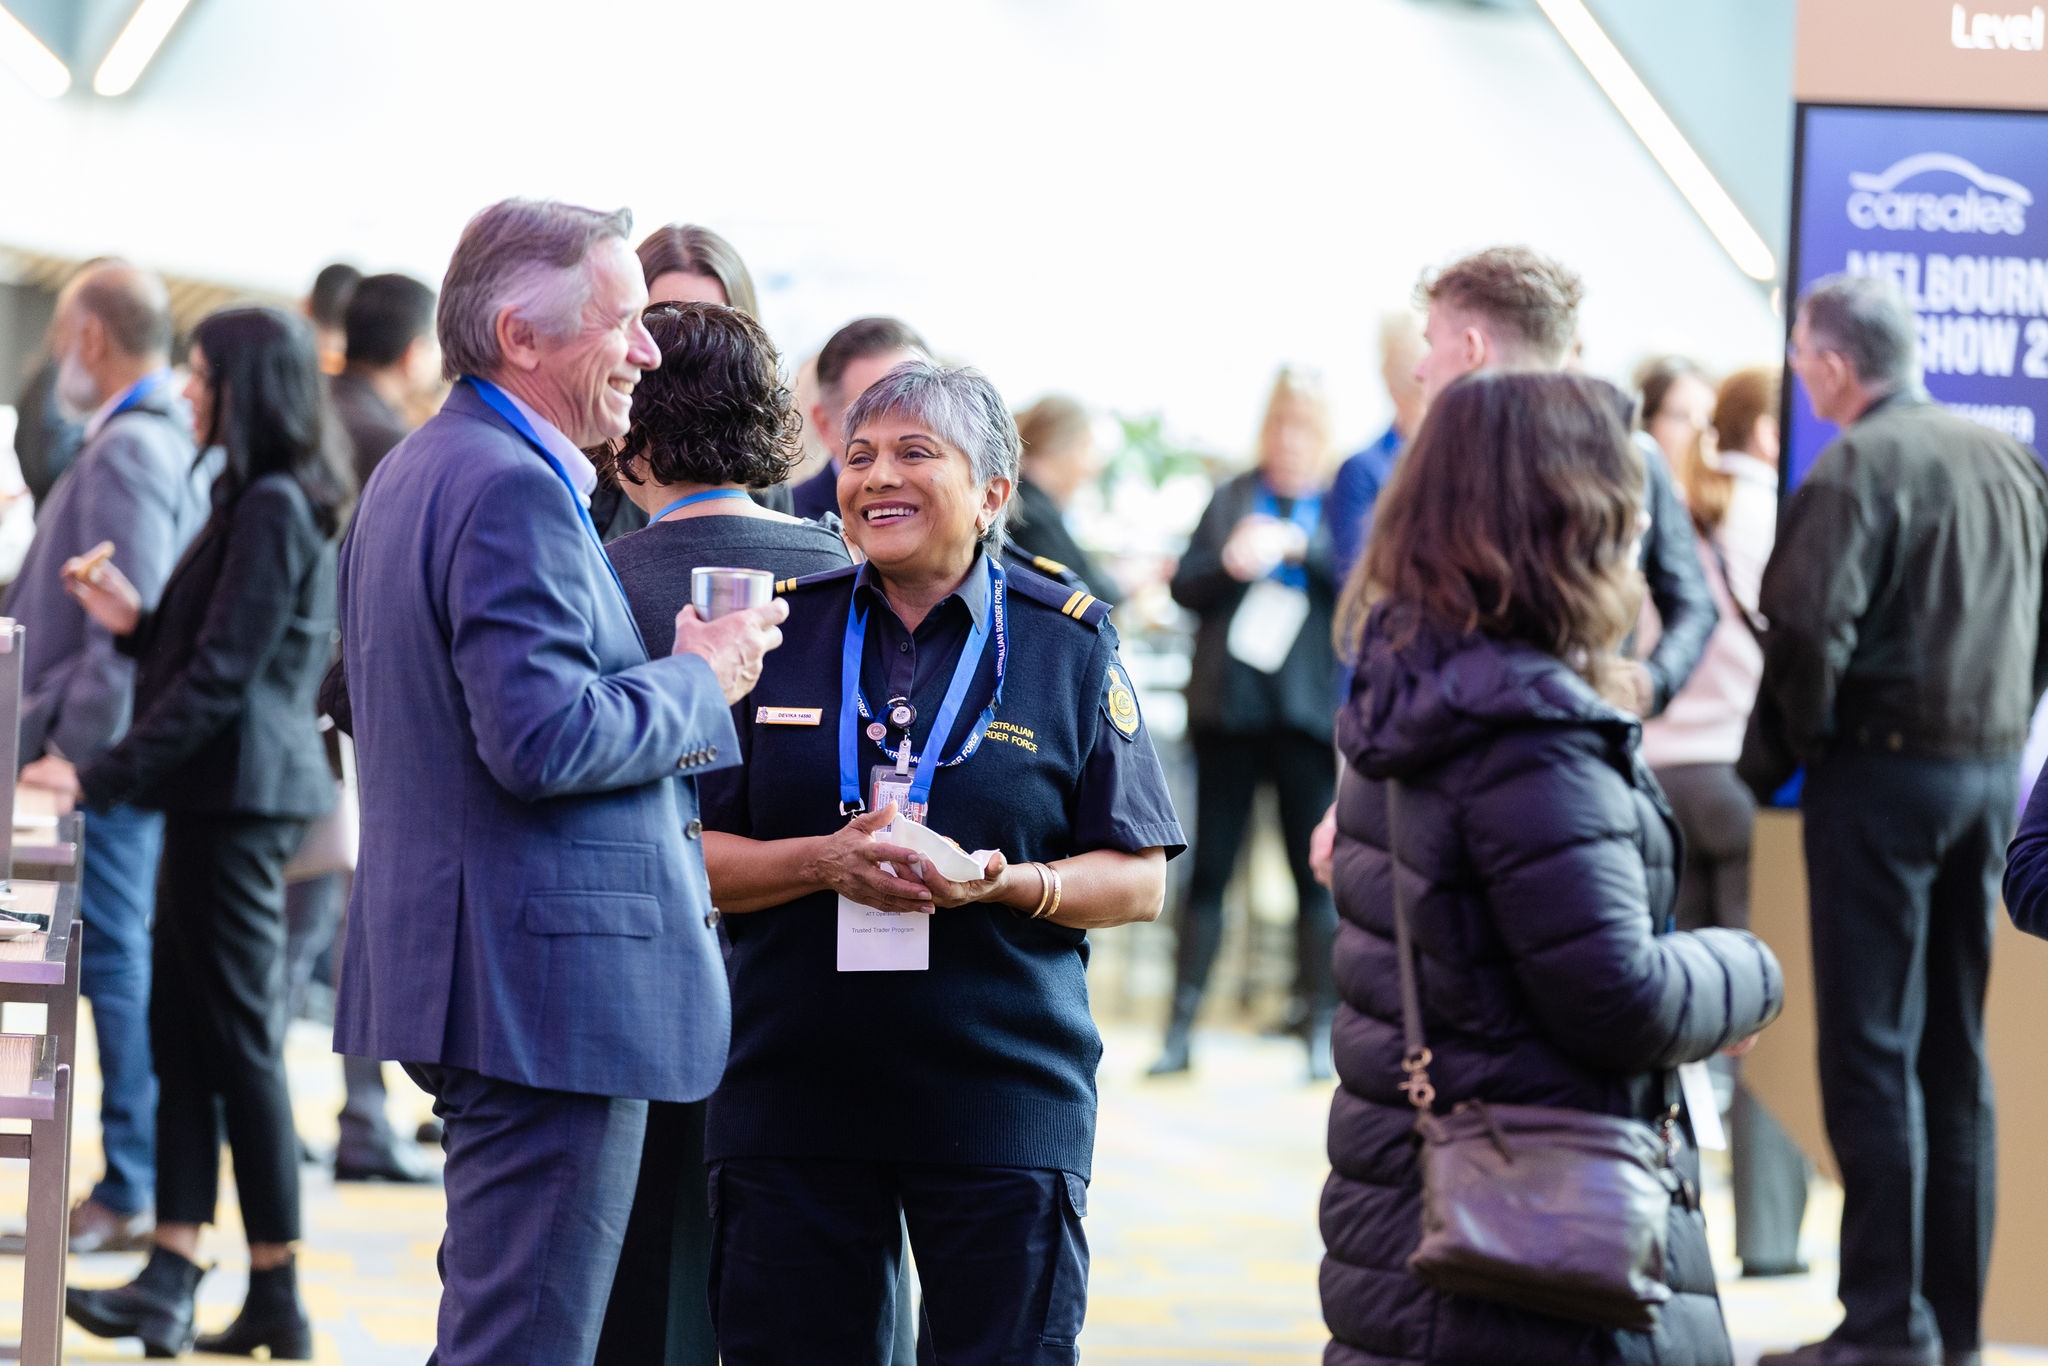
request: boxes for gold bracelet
[1035,863,1063,921]
[1026,862,1055,919]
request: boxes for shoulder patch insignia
[1104,662,1142,740]
[1032,554,1071,576]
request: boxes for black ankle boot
[1147,987,1202,1076]
[66,1244,205,1358]
[195,1255,313,1359]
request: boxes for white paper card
[882,817,995,883]
[1677,1060,1727,1151]
[1226,579,1311,673]
[836,896,930,972]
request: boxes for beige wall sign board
[1797,0,2048,108]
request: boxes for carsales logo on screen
[1845,153,2030,234]
[1791,107,2048,485]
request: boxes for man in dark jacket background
[1745,272,2048,1366]
[329,272,440,490]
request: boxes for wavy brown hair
[1336,371,1644,693]
[604,301,803,490]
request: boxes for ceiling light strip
[1533,0,1779,282]
[93,0,193,97]
[0,4,71,99]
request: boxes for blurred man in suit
[331,272,441,489]
[788,317,927,521]
[333,199,784,1366]
[8,262,212,1251]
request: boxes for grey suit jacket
[4,384,210,766]
[332,382,738,1103]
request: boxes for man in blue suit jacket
[333,199,785,1366]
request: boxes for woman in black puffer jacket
[1319,371,1783,1366]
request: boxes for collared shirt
[854,554,991,717]
[83,370,172,442]
[498,386,597,504]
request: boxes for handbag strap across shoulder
[1390,777,1684,1150]
[1383,781,1437,1113]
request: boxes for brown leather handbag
[1386,782,1685,1333]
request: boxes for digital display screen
[1789,104,2048,486]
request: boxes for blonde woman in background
[1641,365,1812,1278]
[1154,368,1340,1080]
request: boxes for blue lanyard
[651,488,752,523]
[1254,483,1322,591]
[105,370,171,422]
[464,377,631,606]
[837,557,1009,813]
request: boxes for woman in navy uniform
[699,362,1184,1363]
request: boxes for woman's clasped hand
[805,802,1018,913]
[805,803,935,914]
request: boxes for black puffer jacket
[1320,609,1782,1366]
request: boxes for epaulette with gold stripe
[1004,559,1113,627]
[773,563,860,595]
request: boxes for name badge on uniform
[756,706,823,726]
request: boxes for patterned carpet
[0,1005,2038,1363]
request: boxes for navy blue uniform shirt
[700,554,1184,1178]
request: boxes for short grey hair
[437,198,633,380]
[843,362,1022,550]
[1800,272,1921,393]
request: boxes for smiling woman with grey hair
[693,359,1185,1359]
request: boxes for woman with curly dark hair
[594,299,850,1366]
[600,301,853,658]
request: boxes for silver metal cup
[691,567,774,619]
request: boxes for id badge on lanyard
[870,765,929,827]
[841,757,934,973]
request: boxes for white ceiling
[0,0,1781,455]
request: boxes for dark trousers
[600,1103,920,1366]
[79,803,163,1216]
[406,1063,645,1366]
[1655,763,1810,1271]
[596,1100,716,1366]
[710,1158,1088,1365]
[281,872,396,1164]
[1172,729,1336,1014]
[151,811,307,1242]
[1803,749,2014,1352]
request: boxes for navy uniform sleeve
[1072,630,1186,857]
